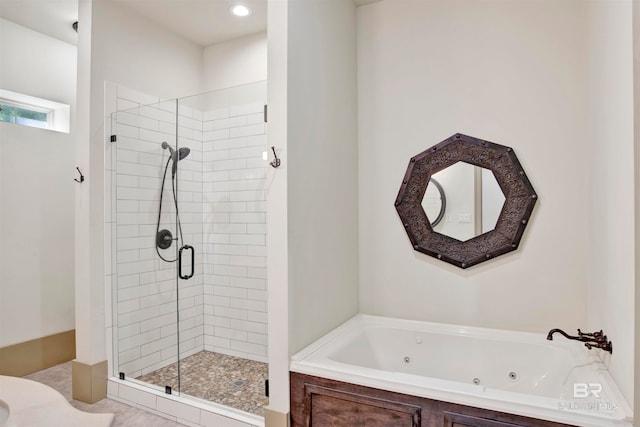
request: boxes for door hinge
[110,135,117,142]
[263,105,268,123]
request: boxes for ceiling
[0,0,383,48]
[0,0,79,45]
[111,0,267,47]
[0,0,267,48]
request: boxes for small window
[0,89,70,133]
[0,101,51,129]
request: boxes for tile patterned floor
[24,362,188,427]
[136,351,269,416]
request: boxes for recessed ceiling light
[231,5,252,17]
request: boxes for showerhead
[162,142,191,177]
[176,147,190,161]
[161,142,190,161]
[171,148,190,177]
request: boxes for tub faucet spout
[546,328,612,354]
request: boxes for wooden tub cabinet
[290,372,578,427]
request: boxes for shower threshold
[136,350,268,416]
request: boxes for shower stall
[108,81,268,419]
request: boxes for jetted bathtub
[290,314,632,427]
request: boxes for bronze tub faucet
[547,328,613,354]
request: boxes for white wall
[358,0,589,331]
[265,0,360,415]
[90,0,203,100]
[585,0,634,405]
[358,0,635,406]
[0,19,76,347]
[265,0,289,415]
[203,32,267,93]
[76,0,203,365]
[287,0,359,356]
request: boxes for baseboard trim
[264,408,290,427]
[0,330,76,376]
[72,359,108,403]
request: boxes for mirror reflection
[422,161,505,241]
[421,179,446,227]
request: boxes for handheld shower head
[161,142,189,161]
[176,147,190,161]
[161,141,191,177]
[171,147,191,177]
[161,141,176,161]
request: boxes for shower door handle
[179,245,194,280]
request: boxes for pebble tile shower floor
[136,350,269,416]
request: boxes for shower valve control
[157,229,174,250]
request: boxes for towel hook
[270,146,281,168]
[74,167,85,183]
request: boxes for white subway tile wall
[112,93,205,378]
[109,85,267,380]
[202,101,267,363]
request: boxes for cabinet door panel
[444,412,526,427]
[304,384,421,427]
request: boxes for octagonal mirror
[424,162,506,241]
[395,133,537,269]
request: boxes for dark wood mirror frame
[395,133,538,269]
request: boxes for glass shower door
[109,82,269,417]
[170,94,205,400]
[175,83,269,416]
[110,97,182,395]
